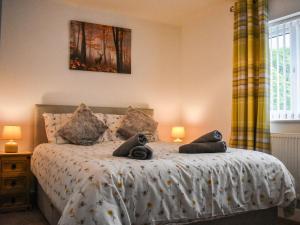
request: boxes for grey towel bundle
[129,145,153,160]
[179,141,227,154]
[191,130,222,143]
[113,134,153,160]
[179,130,227,154]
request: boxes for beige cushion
[43,112,106,144]
[117,106,158,141]
[57,104,107,145]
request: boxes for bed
[31,104,296,225]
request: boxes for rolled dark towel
[192,130,222,143]
[179,141,227,154]
[128,145,153,160]
[113,134,148,157]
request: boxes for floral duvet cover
[31,141,296,225]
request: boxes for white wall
[181,0,234,142]
[0,0,182,149]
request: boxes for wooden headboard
[33,104,154,148]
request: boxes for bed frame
[33,104,278,225]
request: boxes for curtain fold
[230,0,270,152]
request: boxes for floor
[0,209,299,225]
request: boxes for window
[269,13,300,121]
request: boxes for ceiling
[63,0,219,26]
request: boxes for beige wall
[181,0,234,142]
[0,0,182,149]
[2,0,298,151]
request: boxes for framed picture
[69,20,131,74]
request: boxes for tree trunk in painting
[112,27,124,73]
[102,29,107,64]
[80,22,87,65]
[75,23,80,57]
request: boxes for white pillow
[100,114,126,142]
[43,112,159,143]
[43,112,106,144]
[43,113,73,144]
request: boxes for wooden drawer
[1,157,27,174]
[1,176,27,194]
[0,194,27,208]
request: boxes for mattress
[31,141,296,225]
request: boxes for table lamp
[171,126,185,143]
[1,126,22,153]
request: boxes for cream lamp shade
[1,126,22,153]
[171,126,185,143]
[2,126,22,140]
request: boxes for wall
[269,0,300,134]
[2,0,297,151]
[0,0,2,40]
[180,0,300,140]
[0,0,182,150]
[181,0,234,142]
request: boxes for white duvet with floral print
[31,141,296,225]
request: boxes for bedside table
[0,151,33,212]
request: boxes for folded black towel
[179,141,227,154]
[192,130,222,143]
[113,134,148,157]
[128,145,153,160]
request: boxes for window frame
[269,12,300,121]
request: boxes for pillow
[57,104,107,145]
[117,106,159,141]
[43,113,73,144]
[100,114,126,142]
[43,112,106,144]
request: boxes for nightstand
[0,151,33,212]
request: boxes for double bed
[31,104,296,225]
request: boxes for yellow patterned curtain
[230,0,270,152]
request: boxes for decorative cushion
[43,112,106,144]
[43,113,73,144]
[117,106,159,141]
[57,104,107,145]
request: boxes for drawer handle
[11,164,17,170]
[11,197,16,204]
[11,180,17,187]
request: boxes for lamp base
[174,138,183,143]
[5,140,18,153]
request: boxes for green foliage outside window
[271,47,291,111]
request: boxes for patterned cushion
[43,112,106,144]
[117,106,159,141]
[57,104,108,145]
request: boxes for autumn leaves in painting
[70,21,131,74]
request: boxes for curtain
[230,0,270,152]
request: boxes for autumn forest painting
[70,21,131,74]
